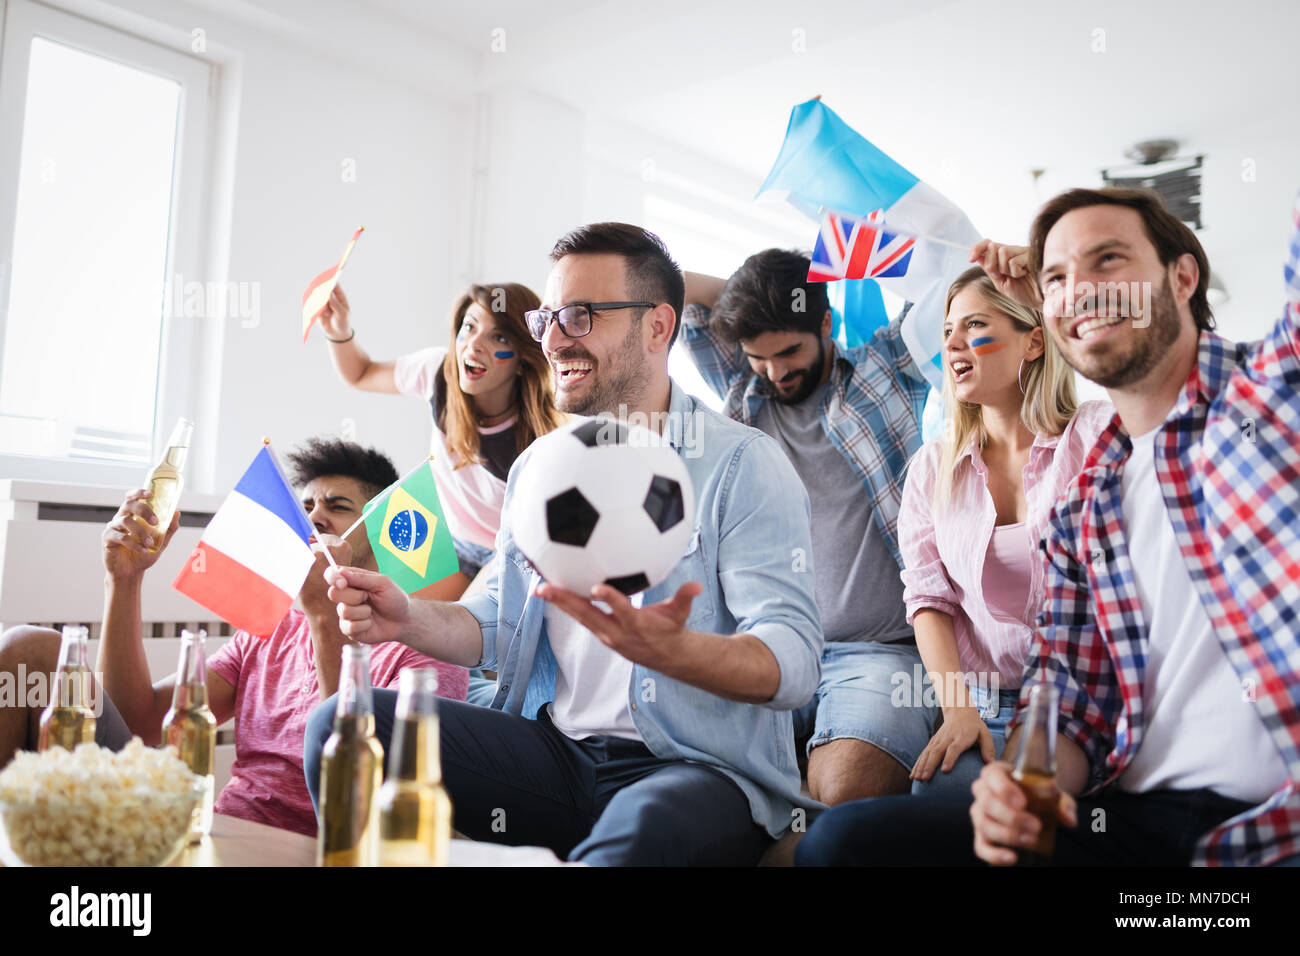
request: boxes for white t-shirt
[544,596,644,742]
[1117,427,1288,803]
[393,347,513,550]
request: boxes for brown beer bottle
[1010,682,1060,866]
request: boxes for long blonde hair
[935,266,1077,504]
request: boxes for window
[642,179,810,412]
[0,0,212,483]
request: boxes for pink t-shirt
[393,346,513,550]
[206,609,468,837]
[898,400,1114,689]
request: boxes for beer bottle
[161,628,217,842]
[140,417,193,550]
[318,644,384,867]
[1010,682,1060,866]
[379,668,452,867]
[37,626,97,751]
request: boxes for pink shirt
[206,609,468,837]
[899,400,1113,689]
[394,346,513,550]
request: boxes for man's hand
[102,490,180,581]
[318,284,351,341]
[910,707,996,782]
[969,761,1077,865]
[970,240,1042,310]
[534,581,700,671]
[301,534,353,619]
[325,565,411,644]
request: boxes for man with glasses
[306,223,824,865]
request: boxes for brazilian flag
[363,463,459,593]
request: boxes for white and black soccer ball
[509,417,695,596]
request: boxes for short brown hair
[1029,187,1215,331]
[550,223,685,346]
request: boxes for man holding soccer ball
[306,223,824,866]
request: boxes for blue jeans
[910,686,1020,798]
[795,787,1259,866]
[304,694,771,866]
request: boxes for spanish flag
[301,226,364,342]
[363,461,459,593]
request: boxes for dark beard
[757,336,826,405]
[1058,276,1182,389]
[554,314,650,416]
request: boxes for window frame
[0,0,214,486]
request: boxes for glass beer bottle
[140,417,193,550]
[38,626,97,751]
[1010,682,1061,866]
[318,645,384,867]
[379,668,452,867]
[161,628,217,842]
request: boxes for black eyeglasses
[525,301,656,341]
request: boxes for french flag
[173,444,316,637]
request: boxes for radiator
[0,478,237,790]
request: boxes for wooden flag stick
[336,455,434,545]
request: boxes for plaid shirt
[680,303,930,567]
[1029,298,1300,866]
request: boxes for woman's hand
[970,239,1042,309]
[318,284,352,341]
[910,706,997,782]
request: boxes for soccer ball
[508,417,695,596]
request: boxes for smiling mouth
[951,360,974,382]
[553,358,594,384]
[463,356,487,380]
[1072,315,1126,341]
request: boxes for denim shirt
[457,381,825,837]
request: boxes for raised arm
[678,273,752,401]
[99,491,236,744]
[317,284,400,394]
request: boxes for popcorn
[0,738,201,866]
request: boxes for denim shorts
[909,685,1022,798]
[793,640,940,769]
[453,535,496,579]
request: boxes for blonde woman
[901,263,1112,796]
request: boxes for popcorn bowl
[0,739,204,867]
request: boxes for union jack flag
[807,210,915,283]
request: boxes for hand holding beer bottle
[970,684,1078,866]
[102,490,181,581]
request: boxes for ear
[820,308,833,340]
[1171,252,1199,306]
[1024,325,1046,362]
[645,304,677,354]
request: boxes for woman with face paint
[897,264,1113,797]
[320,282,564,611]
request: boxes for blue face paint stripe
[970,336,995,347]
[494,350,515,360]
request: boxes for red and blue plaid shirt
[1029,285,1300,865]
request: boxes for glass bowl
[0,780,205,867]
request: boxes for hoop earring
[1017,358,1027,396]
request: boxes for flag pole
[336,455,434,546]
